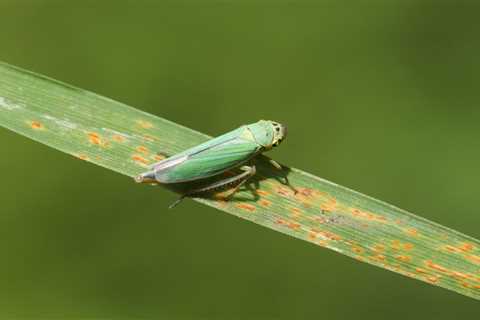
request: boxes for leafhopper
[135,120,289,208]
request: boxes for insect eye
[276,127,280,132]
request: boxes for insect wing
[154,136,261,183]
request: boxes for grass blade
[1,61,479,300]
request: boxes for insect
[135,120,289,208]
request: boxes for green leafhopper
[135,120,289,208]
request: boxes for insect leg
[168,165,256,209]
[268,159,298,194]
[269,159,282,170]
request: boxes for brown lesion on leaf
[75,154,89,161]
[425,275,441,284]
[256,189,270,196]
[29,120,44,130]
[395,255,412,263]
[372,243,386,253]
[235,203,256,212]
[259,199,272,207]
[142,134,156,142]
[153,154,166,161]
[87,132,109,147]
[404,228,419,237]
[351,245,364,254]
[320,197,337,213]
[369,254,386,262]
[290,207,302,218]
[464,254,480,265]
[136,145,149,155]
[131,154,150,166]
[317,230,342,241]
[403,243,414,251]
[137,120,153,129]
[112,134,126,143]
[350,208,387,223]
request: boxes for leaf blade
[1,61,479,300]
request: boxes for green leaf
[1,61,479,300]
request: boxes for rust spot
[403,243,414,251]
[290,207,302,217]
[87,132,108,147]
[445,245,463,253]
[396,255,412,263]
[30,120,44,130]
[276,186,292,197]
[131,154,150,165]
[275,218,286,225]
[137,120,153,129]
[76,154,89,161]
[287,222,301,230]
[391,240,401,250]
[317,240,329,247]
[351,246,364,254]
[112,134,126,143]
[405,228,419,237]
[235,203,256,212]
[256,189,270,196]
[370,254,386,262]
[259,199,272,208]
[317,230,342,241]
[136,145,149,155]
[425,260,449,273]
[355,255,365,262]
[350,208,387,223]
[320,198,337,212]
[372,244,386,253]
[425,275,441,284]
[143,134,156,142]
[415,268,428,274]
[459,243,475,252]
[465,254,480,265]
[154,154,166,161]
[451,271,471,280]
[308,231,317,240]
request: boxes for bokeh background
[1,0,479,318]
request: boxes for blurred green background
[0,0,479,318]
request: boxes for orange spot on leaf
[405,228,419,237]
[87,132,108,147]
[290,207,302,217]
[465,254,480,265]
[425,275,441,284]
[154,154,166,161]
[30,120,44,130]
[112,134,126,143]
[372,244,386,253]
[350,208,387,223]
[320,198,337,212]
[459,242,475,252]
[415,268,428,274]
[136,145,149,155]
[287,222,301,230]
[143,134,156,142]
[403,243,414,251]
[76,154,89,161]
[352,246,364,254]
[259,199,272,207]
[396,255,412,263]
[137,120,153,129]
[425,260,449,273]
[235,203,256,212]
[256,189,269,196]
[131,154,150,165]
